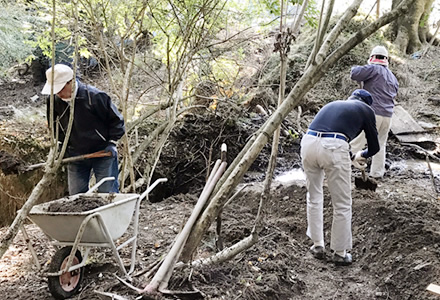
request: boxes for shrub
[0,2,43,75]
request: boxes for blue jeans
[67,150,119,195]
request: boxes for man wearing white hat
[349,45,399,179]
[42,64,125,195]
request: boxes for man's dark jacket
[47,81,125,155]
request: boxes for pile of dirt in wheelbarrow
[47,195,112,213]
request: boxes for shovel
[354,169,378,191]
[23,150,112,172]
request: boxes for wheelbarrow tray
[28,193,139,244]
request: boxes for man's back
[350,64,398,117]
[309,99,379,158]
[310,100,374,139]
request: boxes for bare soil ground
[1,46,440,300]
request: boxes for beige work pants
[300,134,352,252]
[350,115,392,178]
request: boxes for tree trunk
[392,0,434,54]
[419,0,436,43]
[256,0,291,235]
[180,0,417,262]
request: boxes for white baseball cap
[41,64,74,95]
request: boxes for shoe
[333,253,352,266]
[310,245,325,260]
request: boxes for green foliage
[239,0,319,29]
[419,7,432,28]
[260,0,280,15]
[26,0,95,63]
[0,2,43,72]
[255,0,308,16]
[211,57,240,85]
[148,0,225,65]
[303,0,319,28]
[28,27,73,60]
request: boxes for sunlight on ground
[275,168,306,184]
[0,225,48,282]
[392,159,440,176]
[275,159,440,185]
[0,243,32,279]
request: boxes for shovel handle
[63,150,112,163]
[24,150,112,171]
[361,169,367,182]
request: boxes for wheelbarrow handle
[139,178,168,201]
[85,176,115,194]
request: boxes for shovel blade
[355,176,378,191]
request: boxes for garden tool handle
[56,150,112,164]
[361,169,367,182]
[24,150,112,171]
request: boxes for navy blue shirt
[308,99,379,158]
[47,81,125,155]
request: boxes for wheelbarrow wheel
[48,246,84,299]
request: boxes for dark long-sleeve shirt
[46,81,125,155]
[308,99,379,158]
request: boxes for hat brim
[41,81,66,95]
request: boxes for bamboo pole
[143,145,227,294]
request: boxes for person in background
[41,64,125,195]
[350,45,399,179]
[301,89,379,266]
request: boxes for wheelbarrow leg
[128,197,141,275]
[94,213,130,278]
[20,225,41,270]
[128,178,168,274]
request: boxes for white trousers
[350,115,392,178]
[301,134,352,252]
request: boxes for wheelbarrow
[22,177,167,299]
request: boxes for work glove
[352,151,366,170]
[104,142,118,157]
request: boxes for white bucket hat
[368,45,389,66]
[370,45,388,58]
[41,64,74,95]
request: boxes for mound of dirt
[0,150,25,175]
[145,105,301,202]
[47,195,109,213]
